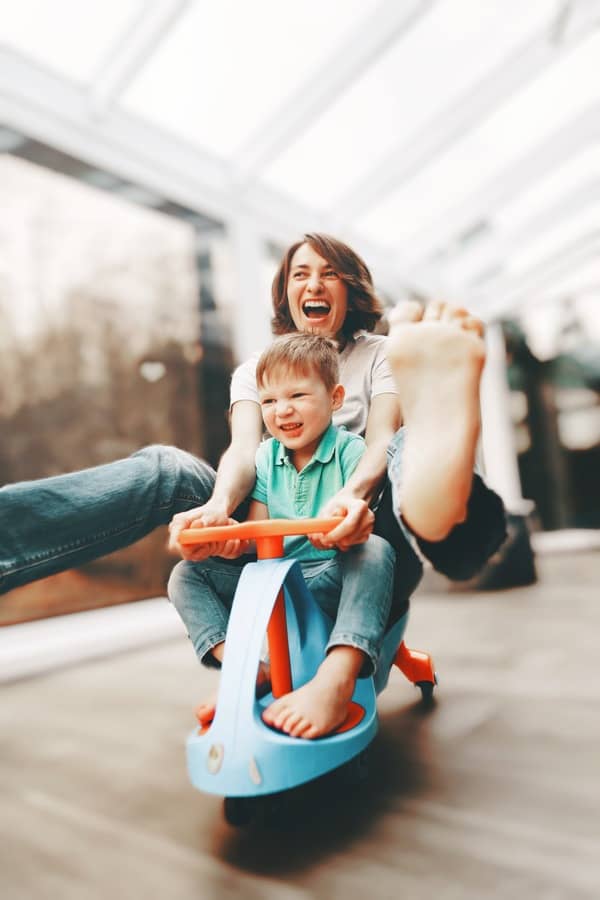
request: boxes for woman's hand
[168,503,250,561]
[309,492,375,551]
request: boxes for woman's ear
[331,383,345,411]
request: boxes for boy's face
[258,367,344,461]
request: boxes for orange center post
[255,535,291,698]
[179,517,342,702]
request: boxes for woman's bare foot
[195,659,271,726]
[386,300,486,542]
[261,646,365,739]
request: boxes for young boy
[168,333,395,740]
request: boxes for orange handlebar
[179,516,344,546]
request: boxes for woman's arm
[168,400,263,561]
[312,393,401,551]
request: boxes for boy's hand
[310,494,374,551]
[168,503,250,561]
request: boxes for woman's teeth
[303,301,330,317]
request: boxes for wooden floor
[1,550,599,899]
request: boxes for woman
[1,234,504,607]
[169,234,503,574]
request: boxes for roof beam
[398,102,600,280]
[89,0,192,117]
[438,179,600,288]
[333,9,596,223]
[232,0,434,181]
[0,45,234,223]
[476,231,600,318]
[0,46,404,301]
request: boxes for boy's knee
[167,559,192,607]
[366,533,395,563]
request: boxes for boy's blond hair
[256,333,339,392]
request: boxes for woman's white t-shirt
[230,332,398,438]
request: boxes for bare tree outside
[0,155,207,623]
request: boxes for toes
[286,713,307,737]
[275,707,298,732]
[423,301,482,331]
[463,315,485,338]
[388,300,423,327]
[423,299,445,320]
[442,306,469,322]
[302,723,320,740]
[195,703,215,725]
[294,719,318,739]
[263,699,291,730]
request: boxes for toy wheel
[339,748,370,786]
[261,791,287,827]
[224,796,256,827]
[416,673,437,706]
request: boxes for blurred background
[1,3,600,898]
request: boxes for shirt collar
[275,422,338,467]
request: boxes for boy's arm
[169,400,263,561]
[313,394,400,551]
[247,499,269,522]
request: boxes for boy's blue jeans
[0,434,505,597]
[168,534,396,677]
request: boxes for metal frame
[1,0,600,322]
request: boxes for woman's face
[286,243,348,339]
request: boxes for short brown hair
[271,233,383,340]
[256,333,339,392]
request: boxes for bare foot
[195,660,271,726]
[386,300,486,542]
[261,646,365,739]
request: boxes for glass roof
[0,0,145,82]
[263,0,558,207]
[1,0,599,316]
[121,0,380,158]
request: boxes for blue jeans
[0,445,216,594]
[168,534,395,676]
[0,434,505,597]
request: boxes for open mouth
[280,423,302,432]
[302,300,330,318]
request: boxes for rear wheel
[416,672,438,706]
[224,796,256,827]
[224,792,287,827]
[338,748,370,786]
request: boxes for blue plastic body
[186,557,408,797]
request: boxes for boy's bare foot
[386,300,486,542]
[261,646,365,739]
[195,660,271,726]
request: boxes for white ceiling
[1,0,599,319]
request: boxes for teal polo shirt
[251,423,366,562]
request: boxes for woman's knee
[133,444,215,508]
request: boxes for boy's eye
[261,398,275,406]
[292,393,306,399]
